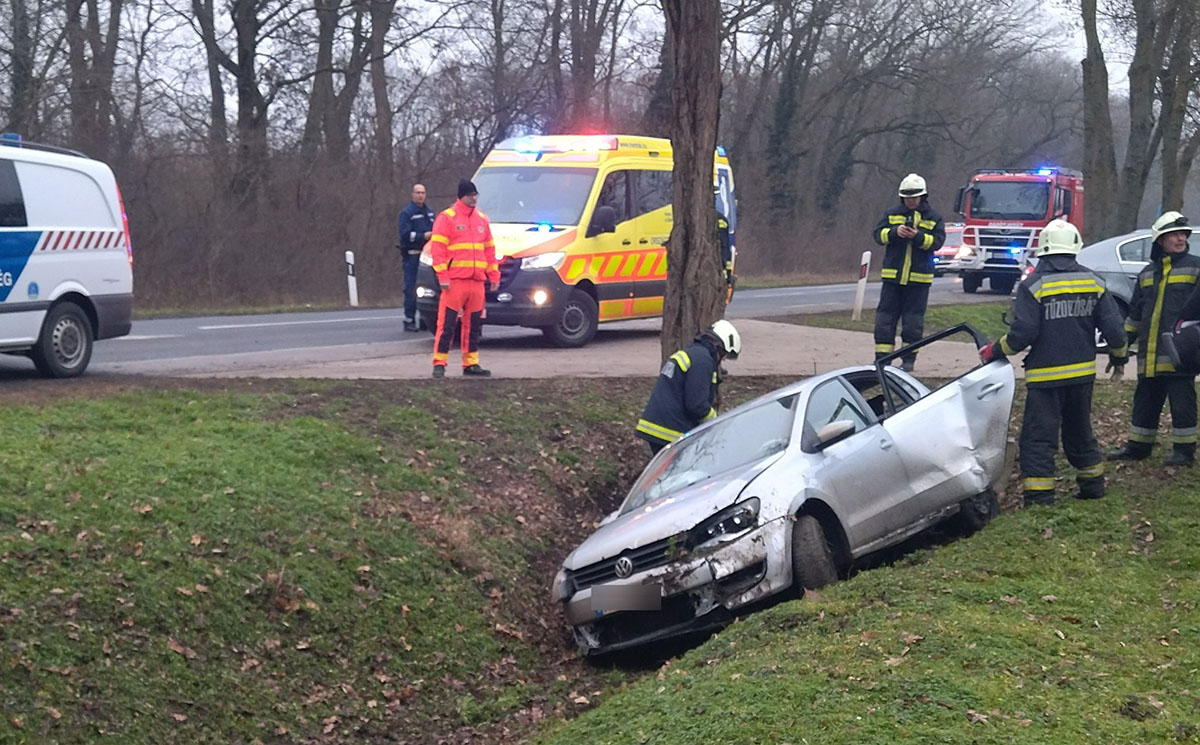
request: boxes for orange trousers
[432,280,485,368]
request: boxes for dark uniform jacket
[998,254,1128,388]
[636,337,721,446]
[1125,243,1200,377]
[872,198,946,286]
[397,200,436,255]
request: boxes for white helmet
[708,319,740,359]
[898,173,927,198]
[1151,211,1191,243]
[1037,218,1083,256]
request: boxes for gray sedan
[1068,230,1200,315]
[554,327,1015,655]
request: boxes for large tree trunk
[661,0,723,361]
[8,0,37,134]
[231,0,269,201]
[301,0,338,158]
[193,0,230,175]
[368,0,396,180]
[1080,0,1118,240]
[1158,2,1198,211]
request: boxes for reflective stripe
[999,335,1018,356]
[881,268,898,278]
[1077,463,1104,478]
[888,215,906,224]
[1139,275,1154,288]
[1025,361,1095,383]
[429,235,449,245]
[900,245,913,284]
[446,260,491,268]
[446,242,485,251]
[1145,257,1172,378]
[880,228,890,243]
[444,208,456,217]
[921,234,933,250]
[670,351,691,372]
[1023,477,1055,491]
[1109,344,1129,357]
[909,272,934,283]
[1172,426,1198,444]
[1129,425,1157,443]
[636,419,682,443]
[432,263,449,272]
[1166,274,1197,285]
[875,343,894,353]
[918,219,937,230]
[1124,321,1138,333]
[1032,278,1103,299]
[703,408,716,421]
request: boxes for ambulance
[416,134,737,347]
[0,136,133,377]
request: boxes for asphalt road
[0,275,1006,377]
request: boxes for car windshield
[968,182,1050,221]
[622,394,799,514]
[471,166,597,225]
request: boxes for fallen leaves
[167,638,199,660]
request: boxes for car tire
[791,514,838,592]
[543,289,598,348]
[420,310,437,335]
[31,302,93,378]
[991,277,1016,295]
[953,487,998,536]
[962,274,981,294]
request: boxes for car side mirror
[955,187,965,215]
[598,510,619,527]
[587,205,618,237]
[814,420,856,450]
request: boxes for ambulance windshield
[471,166,597,226]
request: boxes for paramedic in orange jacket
[429,179,500,378]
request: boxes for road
[0,275,1005,377]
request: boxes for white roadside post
[851,250,871,321]
[345,250,359,307]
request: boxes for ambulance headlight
[520,251,565,270]
[419,250,433,266]
[532,290,549,306]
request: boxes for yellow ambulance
[416,134,737,347]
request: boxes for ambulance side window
[0,159,27,227]
[633,170,672,218]
[596,170,630,224]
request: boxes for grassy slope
[537,382,1200,745]
[769,301,1013,343]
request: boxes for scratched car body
[554,327,1015,655]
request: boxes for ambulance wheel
[962,274,981,294]
[31,301,93,378]
[543,289,598,348]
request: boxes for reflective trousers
[1124,375,1198,452]
[874,281,930,363]
[432,280,485,368]
[1021,382,1104,500]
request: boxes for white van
[0,137,133,377]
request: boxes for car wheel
[991,277,1016,294]
[962,274,981,294]
[420,310,437,335]
[953,487,998,536]
[31,302,93,378]
[543,289,598,348]
[791,514,838,592]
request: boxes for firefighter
[1109,211,1200,465]
[717,207,734,302]
[636,320,741,455]
[429,179,499,378]
[978,219,1128,506]
[872,173,946,372]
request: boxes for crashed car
[555,326,1015,655]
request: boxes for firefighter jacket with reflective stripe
[872,199,945,286]
[998,255,1128,388]
[1125,248,1200,377]
[636,338,721,446]
[717,211,732,275]
[429,200,500,284]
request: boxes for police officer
[872,173,945,372]
[979,219,1128,506]
[636,320,741,455]
[1110,211,1200,466]
[397,183,436,331]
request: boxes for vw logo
[613,556,634,579]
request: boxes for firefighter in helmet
[636,320,741,455]
[1110,211,1200,466]
[872,173,945,371]
[979,219,1128,505]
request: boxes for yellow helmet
[1037,218,1083,256]
[898,173,927,198]
[1151,211,1191,243]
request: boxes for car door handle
[879,439,893,450]
[977,382,1004,400]
[621,239,632,245]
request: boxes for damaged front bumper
[564,516,790,655]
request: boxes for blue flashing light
[536,223,552,233]
[716,145,727,157]
[1,133,22,145]
[1035,167,1056,176]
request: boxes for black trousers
[1125,375,1198,451]
[401,252,420,322]
[874,281,930,362]
[1020,383,1104,499]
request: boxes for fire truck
[950,168,1084,293]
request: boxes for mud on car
[554,326,1015,655]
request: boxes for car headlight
[520,251,565,270]
[690,498,759,549]
[553,567,571,600]
[955,246,974,260]
[419,249,433,266]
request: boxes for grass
[767,301,1013,342]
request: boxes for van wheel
[31,302,93,378]
[543,289,598,348]
[962,274,981,294]
[791,515,838,593]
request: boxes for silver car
[1059,230,1200,315]
[555,327,1016,655]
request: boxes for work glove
[978,342,1005,365]
[1106,358,1125,381]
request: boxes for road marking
[118,334,182,341]
[198,315,406,330]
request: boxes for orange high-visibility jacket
[429,199,500,284]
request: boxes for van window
[634,170,672,219]
[596,170,630,224]
[15,162,115,228]
[471,166,597,226]
[0,159,27,227]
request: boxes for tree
[660,0,723,360]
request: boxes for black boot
[1073,476,1105,500]
[1108,442,1152,461]
[1164,445,1195,467]
[900,358,916,373]
[432,365,445,378]
[463,364,491,377]
[403,319,419,332]
[1023,491,1056,507]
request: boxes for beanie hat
[457,179,478,199]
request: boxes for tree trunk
[661,0,723,361]
[368,0,396,180]
[8,0,36,134]
[231,0,269,201]
[1080,0,1118,240]
[193,0,230,175]
[1158,2,1198,211]
[639,31,671,138]
[301,0,338,158]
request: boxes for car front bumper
[415,263,570,327]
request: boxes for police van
[416,134,737,347]
[0,136,133,377]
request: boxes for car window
[633,170,672,219]
[802,378,874,451]
[622,394,799,513]
[0,159,26,227]
[596,170,630,225]
[1118,237,1149,263]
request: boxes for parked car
[554,326,1015,655]
[932,222,964,277]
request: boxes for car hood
[562,454,779,571]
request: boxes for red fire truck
[950,168,1084,293]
